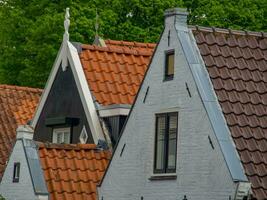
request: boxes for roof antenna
[62,7,70,71]
[93,8,106,47]
[95,8,99,37]
[63,7,70,42]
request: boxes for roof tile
[80,42,153,106]
[0,85,41,179]
[192,26,267,199]
[38,143,111,200]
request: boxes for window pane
[64,132,70,143]
[13,162,20,182]
[53,128,71,144]
[155,116,166,171]
[15,165,19,178]
[167,114,177,170]
[167,53,174,75]
[57,133,63,143]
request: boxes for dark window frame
[154,112,178,174]
[13,162,20,183]
[164,50,175,81]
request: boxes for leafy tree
[0,0,266,88]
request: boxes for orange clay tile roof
[0,84,41,179]
[38,143,111,200]
[192,26,267,200]
[104,39,156,53]
[79,43,154,106]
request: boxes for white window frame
[52,127,71,144]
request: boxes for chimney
[164,8,188,29]
[16,125,34,140]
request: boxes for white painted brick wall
[98,14,238,200]
[0,140,38,200]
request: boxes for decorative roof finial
[95,8,99,37]
[62,7,70,71]
[63,7,70,41]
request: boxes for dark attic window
[154,112,178,174]
[13,162,20,183]
[164,50,175,80]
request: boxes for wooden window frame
[13,162,20,183]
[154,112,178,174]
[164,50,175,81]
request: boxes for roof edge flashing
[175,24,247,182]
[22,139,49,196]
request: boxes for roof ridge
[104,39,156,47]
[190,25,267,38]
[81,44,153,56]
[0,84,43,93]
[37,142,97,150]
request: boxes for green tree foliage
[0,0,266,88]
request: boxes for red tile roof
[0,84,41,178]
[104,39,155,53]
[192,26,267,200]
[79,43,154,106]
[38,143,111,200]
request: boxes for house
[0,9,154,199]
[0,21,153,182]
[98,8,267,200]
[0,6,266,200]
[31,9,154,147]
[0,85,41,179]
[0,9,154,181]
[0,125,110,200]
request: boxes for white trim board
[67,41,105,142]
[31,41,105,144]
[98,107,130,117]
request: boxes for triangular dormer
[32,9,105,144]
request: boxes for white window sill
[149,173,177,180]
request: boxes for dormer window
[52,127,71,144]
[13,162,20,183]
[164,50,175,80]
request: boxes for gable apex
[32,41,105,144]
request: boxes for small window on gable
[52,127,71,144]
[154,112,178,174]
[13,162,20,183]
[165,50,175,80]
